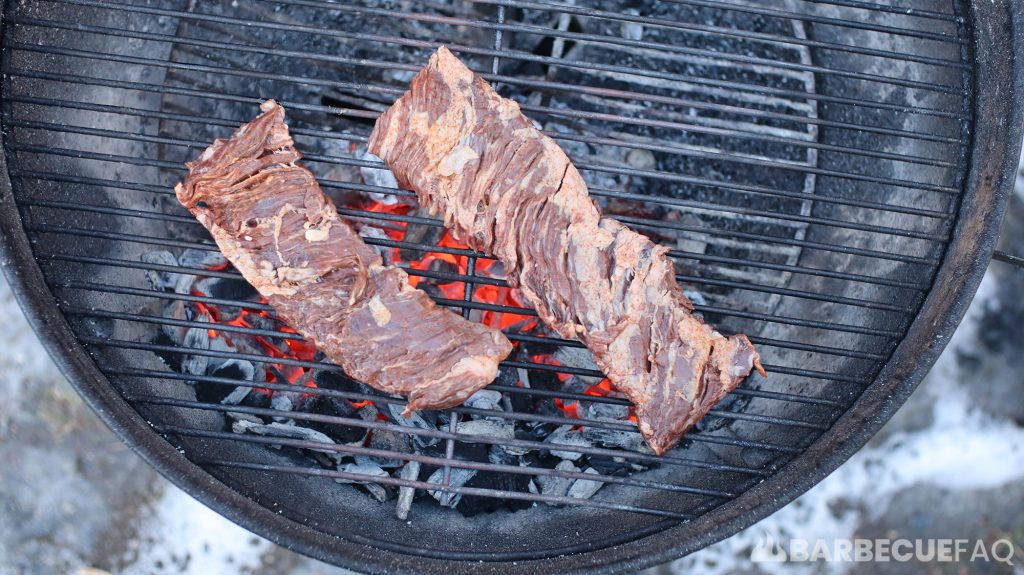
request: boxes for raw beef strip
[368,48,764,454]
[177,100,512,414]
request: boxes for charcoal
[421,434,487,463]
[225,411,262,425]
[552,347,604,385]
[161,300,189,344]
[180,324,210,377]
[358,402,381,422]
[567,468,604,499]
[580,401,630,421]
[308,395,366,444]
[240,390,272,410]
[488,443,519,465]
[463,389,502,415]
[515,421,557,451]
[399,209,446,261]
[457,419,513,441]
[142,250,181,291]
[178,248,227,270]
[545,426,591,461]
[395,460,420,520]
[220,385,253,406]
[231,420,342,465]
[244,312,279,333]
[270,393,296,421]
[581,426,645,451]
[359,428,412,468]
[587,454,635,476]
[210,358,256,382]
[194,276,258,302]
[683,290,706,306]
[313,370,365,394]
[384,402,440,446]
[195,380,235,404]
[426,467,476,508]
[336,463,389,503]
[537,460,577,504]
[456,471,531,516]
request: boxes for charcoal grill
[0,0,1022,573]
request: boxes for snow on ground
[117,487,271,575]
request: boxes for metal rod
[34,241,920,313]
[56,275,900,340]
[212,0,963,93]
[6,93,960,193]
[9,117,951,240]
[3,105,955,217]
[130,395,776,473]
[291,0,965,62]
[13,166,943,266]
[18,182,941,289]
[152,423,733,498]
[106,366,823,446]
[6,64,966,147]
[5,28,966,147]
[32,1,965,95]
[62,298,884,361]
[200,458,692,519]
[652,0,962,42]
[3,37,963,171]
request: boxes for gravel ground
[1,153,1022,575]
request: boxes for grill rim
[0,0,1021,573]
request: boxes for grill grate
[0,0,972,560]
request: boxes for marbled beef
[177,100,512,414]
[368,48,764,455]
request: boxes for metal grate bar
[301,0,968,65]
[2,89,956,216]
[12,120,951,242]
[63,298,886,361]
[33,216,923,296]
[159,0,962,94]
[656,0,961,42]
[12,166,943,266]
[130,395,781,473]
[8,116,957,237]
[790,0,959,21]
[65,308,870,398]
[199,457,692,519]
[57,276,900,341]
[6,64,965,147]
[85,334,868,385]
[32,243,918,312]
[5,20,964,123]
[16,172,945,281]
[473,0,961,43]
[5,94,960,194]
[108,367,819,449]
[43,0,965,96]
[4,36,962,170]
[157,424,728,499]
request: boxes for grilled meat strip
[368,47,765,455]
[176,100,512,414]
